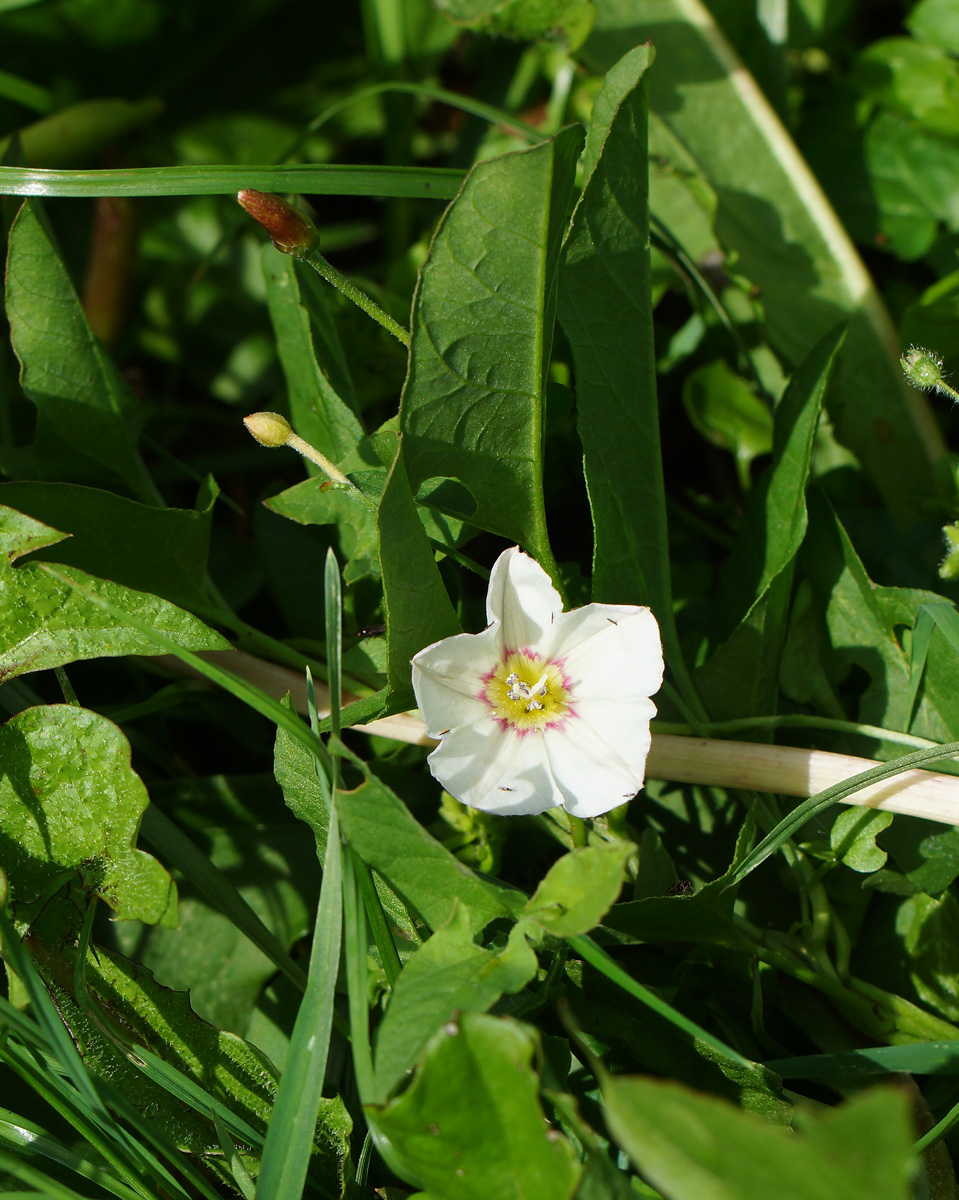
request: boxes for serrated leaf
[0,505,228,682]
[0,705,176,926]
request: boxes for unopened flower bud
[236,190,320,257]
[901,345,946,391]
[243,411,292,447]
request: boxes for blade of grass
[724,741,959,889]
[253,806,343,1200]
[0,908,189,1200]
[69,906,224,1200]
[567,933,753,1071]
[0,1110,145,1200]
[0,162,464,198]
[214,1113,257,1200]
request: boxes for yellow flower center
[483,650,571,732]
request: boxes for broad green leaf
[28,939,352,1191]
[581,0,944,523]
[0,480,216,613]
[862,110,959,258]
[907,0,959,54]
[829,808,892,873]
[0,705,176,927]
[854,38,959,136]
[376,448,460,708]
[898,891,959,1024]
[335,767,521,936]
[5,199,156,501]
[400,127,583,566]
[882,818,959,897]
[0,506,228,682]
[116,806,317,1034]
[603,1075,913,1200]
[373,906,537,1097]
[557,46,681,661]
[522,843,633,939]
[374,1013,581,1200]
[261,248,364,468]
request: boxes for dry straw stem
[155,650,959,827]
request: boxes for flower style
[411,547,664,818]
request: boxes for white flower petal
[547,604,663,700]
[425,718,564,815]
[486,547,563,649]
[545,708,653,818]
[411,629,499,738]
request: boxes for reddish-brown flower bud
[236,189,319,257]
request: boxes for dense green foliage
[4,1,959,1197]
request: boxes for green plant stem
[301,246,409,346]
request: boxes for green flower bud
[901,345,946,391]
[243,411,292,447]
[236,190,320,257]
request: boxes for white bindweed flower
[411,547,664,818]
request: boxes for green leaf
[261,248,364,467]
[0,506,228,682]
[335,767,521,937]
[5,199,157,501]
[907,0,959,54]
[898,891,959,1023]
[582,0,943,523]
[0,98,161,168]
[376,448,461,707]
[0,705,177,927]
[602,1075,913,1200]
[800,492,913,731]
[255,804,345,1200]
[829,807,893,873]
[373,906,537,1098]
[557,45,679,654]
[522,842,633,938]
[682,360,773,490]
[0,481,216,613]
[29,939,352,1191]
[0,162,465,199]
[374,1013,581,1200]
[726,325,846,618]
[400,127,583,567]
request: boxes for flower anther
[411,546,664,818]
